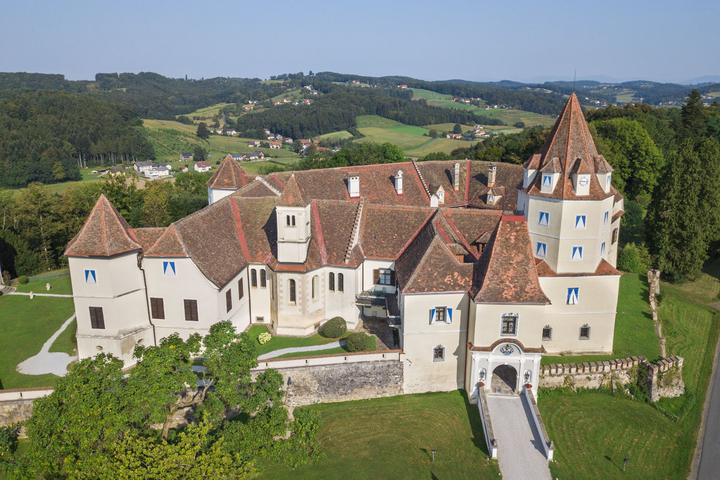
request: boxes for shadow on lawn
[461,390,491,456]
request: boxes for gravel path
[257,339,345,360]
[17,313,78,376]
[486,395,552,480]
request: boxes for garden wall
[0,388,53,427]
[253,351,404,407]
[539,355,684,401]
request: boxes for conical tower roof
[65,194,142,257]
[277,174,307,207]
[206,154,248,189]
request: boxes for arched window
[312,276,318,300]
[260,269,267,288]
[251,269,257,287]
[289,279,296,304]
[286,215,291,226]
[338,273,344,293]
[292,215,296,226]
[329,272,335,292]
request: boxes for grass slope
[257,391,500,480]
[14,273,73,296]
[356,115,402,128]
[0,295,75,389]
[542,273,661,365]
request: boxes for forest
[0,90,155,187]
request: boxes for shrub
[618,242,651,274]
[0,423,20,470]
[320,317,347,338]
[18,275,28,285]
[345,332,375,352]
[258,332,272,345]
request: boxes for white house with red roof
[66,95,622,399]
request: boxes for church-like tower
[517,94,623,274]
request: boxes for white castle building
[65,94,623,398]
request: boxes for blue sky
[2,0,718,83]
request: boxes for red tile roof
[359,205,434,260]
[207,155,248,189]
[65,194,142,257]
[277,174,307,207]
[535,258,621,277]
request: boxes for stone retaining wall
[539,355,684,401]
[0,388,54,427]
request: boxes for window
[84,269,97,284]
[238,278,244,299]
[256,316,264,323]
[338,273,344,293]
[286,215,291,226]
[163,261,176,276]
[542,326,552,341]
[89,306,105,329]
[260,270,267,288]
[601,241,606,256]
[539,211,550,227]
[501,314,518,336]
[251,269,257,287]
[604,211,609,225]
[433,346,446,362]
[488,194,494,203]
[542,174,552,188]
[536,242,547,258]
[312,276,318,300]
[430,306,453,324]
[150,298,165,319]
[286,215,296,226]
[328,272,335,292]
[606,174,612,188]
[574,215,587,230]
[226,289,232,313]
[571,246,583,261]
[374,268,394,286]
[289,279,296,304]
[184,299,198,321]
[579,325,591,340]
[612,228,619,244]
[567,287,579,305]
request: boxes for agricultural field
[355,127,433,150]
[356,115,403,128]
[182,102,232,123]
[405,138,477,157]
[257,391,499,480]
[317,130,353,140]
[423,123,476,133]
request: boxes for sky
[2,0,719,84]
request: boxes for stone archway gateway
[491,364,517,394]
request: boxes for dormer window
[163,261,176,276]
[606,174,611,189]
[488,194,494,204]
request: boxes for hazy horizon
[2,0,718,85]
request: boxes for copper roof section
[473,216,550,304]
[65,194,142,257]
[277,174,307,207]
[207,154,248,189]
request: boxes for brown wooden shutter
[150,298,165,319]
[226,289,232,313]
[238,278,244,299]
[373,269,380,284]
[89,307,105,329]
[389,270,396,286]
[184,300,198,321]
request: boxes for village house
[180,153,193,161]
[447,133,463,139]
[269,141,282,149]
[230,154,244,161]
[194,161,212,173]
[178,166,189,173]
[66,95,623,399]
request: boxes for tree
[453,123,462,134]
[514,121,525,129]
[193,145,208,162]
[196,122,209,139]
[141,181,171,227]
[679,89,706,140]
[429,129,438,138]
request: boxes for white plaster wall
[401,292,468,393]
[361,259,396,294]
[471,303,547,349]
[248,264,272,325]
[323,266,360,327]
[208,188,235,205]
[275,270,325,335]
[276,205,311,263]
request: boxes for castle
[65,94,623,398]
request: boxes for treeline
[0,173,209,277]
[0,90,155,187]
[234,86,494,139]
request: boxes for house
[133,161,156,174]
[194,161,212,173]
[310,90,318,95]
[301,99,311,105]
[180,153,193,161]
[66,95,623,402]
[269,142,282,149]
[223,128,237,136]
[231,154,244,161]
[246,150,265,160]
[248,141,261,147]
[285,138,293,144]
[243,105,254,111]
[447,133,463,139]
[109,166,125,176]
[398,84,408,89]
[179,166,189,173]
[299,139,312,150]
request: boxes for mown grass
[542,273,661,365]
[14,273,73,296]
[405,138,478,157]
[539,260,720,479]
[0,295,75,389]
[182,102,232,122]
[257,390,500,480]
[317,130,353,140]
[48,319,77,355]
[423,122,476,133]
[247,325,346,357]
[356,115,402,128]
[355,127,433,150]
[473,108,556,127]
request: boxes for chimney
[453,162,460,191]
[348,173,360,198]
[395,170,403,195]
[488,163,497,187]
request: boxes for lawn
[0,295,75,389]
[542,273,661,365]
[355,127,433,150]
[405,138,477,157]
[14,273,72,296]
[317,130,353,140]
[49,319,77,355]
[247,325,346,357]
[356,115,402,129]
[257,390,500,480]
[539,261,720,479]
[473,108,556,128]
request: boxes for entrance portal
[491,365,517,395]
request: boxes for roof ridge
[345,200,364,264]
[256,176,282,196]
[411,159,431,198]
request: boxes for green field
[615,91,636,103]
[182,102,232,123]
[423,123,476,133]
[355,127,433,150]
[539,261,720,479]
[473,108,556,127]
[543,273,661,365]
[356,115,403,128]
[317,130,353,140]
[405,138,477,157]
[257,391,500,480]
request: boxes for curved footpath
[17,313,78,376]
[257,339,346,360]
